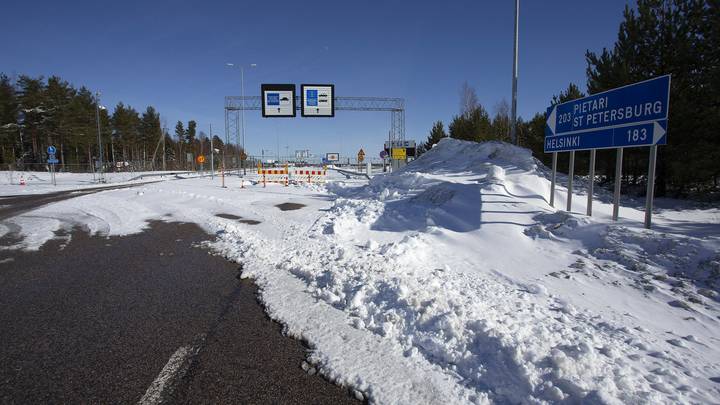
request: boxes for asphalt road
[0,194,359,403]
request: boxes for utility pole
[95,91,105,182]
[510,0,520,145]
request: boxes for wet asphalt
[0,192,359,404]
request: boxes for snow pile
[2,139,719,403]
[297,138,720,403]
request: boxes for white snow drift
[2,138,719,404]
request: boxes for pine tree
[490,100,511,142]
[186,120,197,161]
[449,105,492,142]
[586,0,717,196]
[0,72,189,171]
[17,75,48,163]
[186,120,196,145]
[63,87,91,166]
[422,121,447,152]
[139,107,160,168]
[0,74,19,164]
[44,76,74,166]
[175,121,186,168]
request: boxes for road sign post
[196,155,205,174]
[549,152,557,207]
[210,124,215,180]
[545,75,670,226]
[645,145,658,228]
[587,149,596,216]
[567,151,575,212]
[47,145,58,186]
[613,148,623,221]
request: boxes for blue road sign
[48,157,59,164]
[306,89,318,106]
[47,145,56,155]
[545,75,670,153]
[267,93,280,106]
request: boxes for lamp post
[95,92,106,183]
[226,62,257,176]
[510,0,520,145]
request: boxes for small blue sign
[47,145,56,155]
[307,89,318,106]
[545,75,670,152]
[48,157,59,164]
[267,93,280,106]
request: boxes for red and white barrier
[258,166,289,187]
[255,163,328,186]
[291,169,327,184]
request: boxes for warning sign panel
[391,148,406,160]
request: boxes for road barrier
[258,163,289,187]
[292,168,327,184]
[256,163,327,186]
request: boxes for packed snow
[2,138,719,404]
[0,170,200,196]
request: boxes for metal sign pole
[567,151,575,212]
[550,152,557,207]
[209,124,215,180]
[644,145,658,229]
[612,148,624,221]
[587,149,596,216]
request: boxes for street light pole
[95,91,105,182]
[510,0,520,145]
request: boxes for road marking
[137,342,201,405]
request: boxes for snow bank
[3,139,719,404]
[317,138,720,403]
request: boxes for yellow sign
[391,148,406,160]
[357,148,365,163]
[196,155,206,164]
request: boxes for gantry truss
[224,96,405,150]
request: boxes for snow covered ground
[0,170,200,196]
[3,139,719,404]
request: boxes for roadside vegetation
[421,0,719,199]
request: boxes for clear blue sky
[1,0,631,160]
